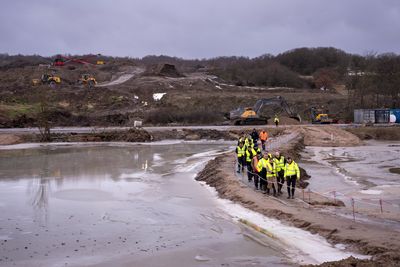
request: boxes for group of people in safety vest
[235,128,300,199]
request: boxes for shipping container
[354,109,375,124]
[375,109,390,123]
[390,109,400,123]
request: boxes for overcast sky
[0,0,399,58]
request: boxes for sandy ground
[196,129,400,266]
[300,126,362,147]
[0,134,22,145]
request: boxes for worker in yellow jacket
[235,141,245,173]
[245,145,257,182]
[256,152,269,193]
[266,155,278,196]
[274,115,280,127]
[274,151,286,195]
[284,156,300,199]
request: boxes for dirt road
[97,67,145,87]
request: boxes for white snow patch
[360,189,382,195]
[215,85,222,89]
[153,93,166,101]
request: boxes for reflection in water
[0,143,294,267]
[28,150,51,223]
[30,178,49,209]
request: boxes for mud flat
[196,130,400,266]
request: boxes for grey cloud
[0,0,399,58]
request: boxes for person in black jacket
[251,128,259,145]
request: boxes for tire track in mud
[97,67,145,87]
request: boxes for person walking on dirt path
[284,156,300,199]
[237,132,245,146]
[251,128,259,144]
[266,155,278,196]
[274,115,280,127]
[274,151,286,195]
[244,135,252,149]
[257,152,269,193]
[245,145,257,182]
[259,130,268,150]
[251,150,262,190]
[235,142,246,173]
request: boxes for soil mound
[145,63,184,77]
[300,126,361,146]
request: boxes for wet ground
[300,140,400,219]
[0,142,293,267]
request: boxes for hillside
[0,48,398,127]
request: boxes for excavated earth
[196,126,400,267]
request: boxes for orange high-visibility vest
[259,131,268,141]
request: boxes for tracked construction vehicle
[310,107,333,124]
[228,96,301,125]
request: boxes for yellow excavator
[311,107,333,124]
[228,96,301,125]
[32,74,61,88]
[77,74,97,88]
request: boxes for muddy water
[300,141,400,217]
[0,142,292,267]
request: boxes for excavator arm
[252,96,301,122]
[228,96,301,125]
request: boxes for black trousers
[261,140,266,150]
[287,175,297,197]
[237,156,245,172]
[246,162,253,181]
[253,172,259,189]
[276,170,285,193]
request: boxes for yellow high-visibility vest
[237,146,245,157]
[256,158,267,172]
[266,161,275,178]
[245,149,256,162]
[274,156,285,172]
[284,161,300,179]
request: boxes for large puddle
[0,141,368,266]
[0,142,295,267]
[300,140,400,222]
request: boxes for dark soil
[389,168,400,175]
